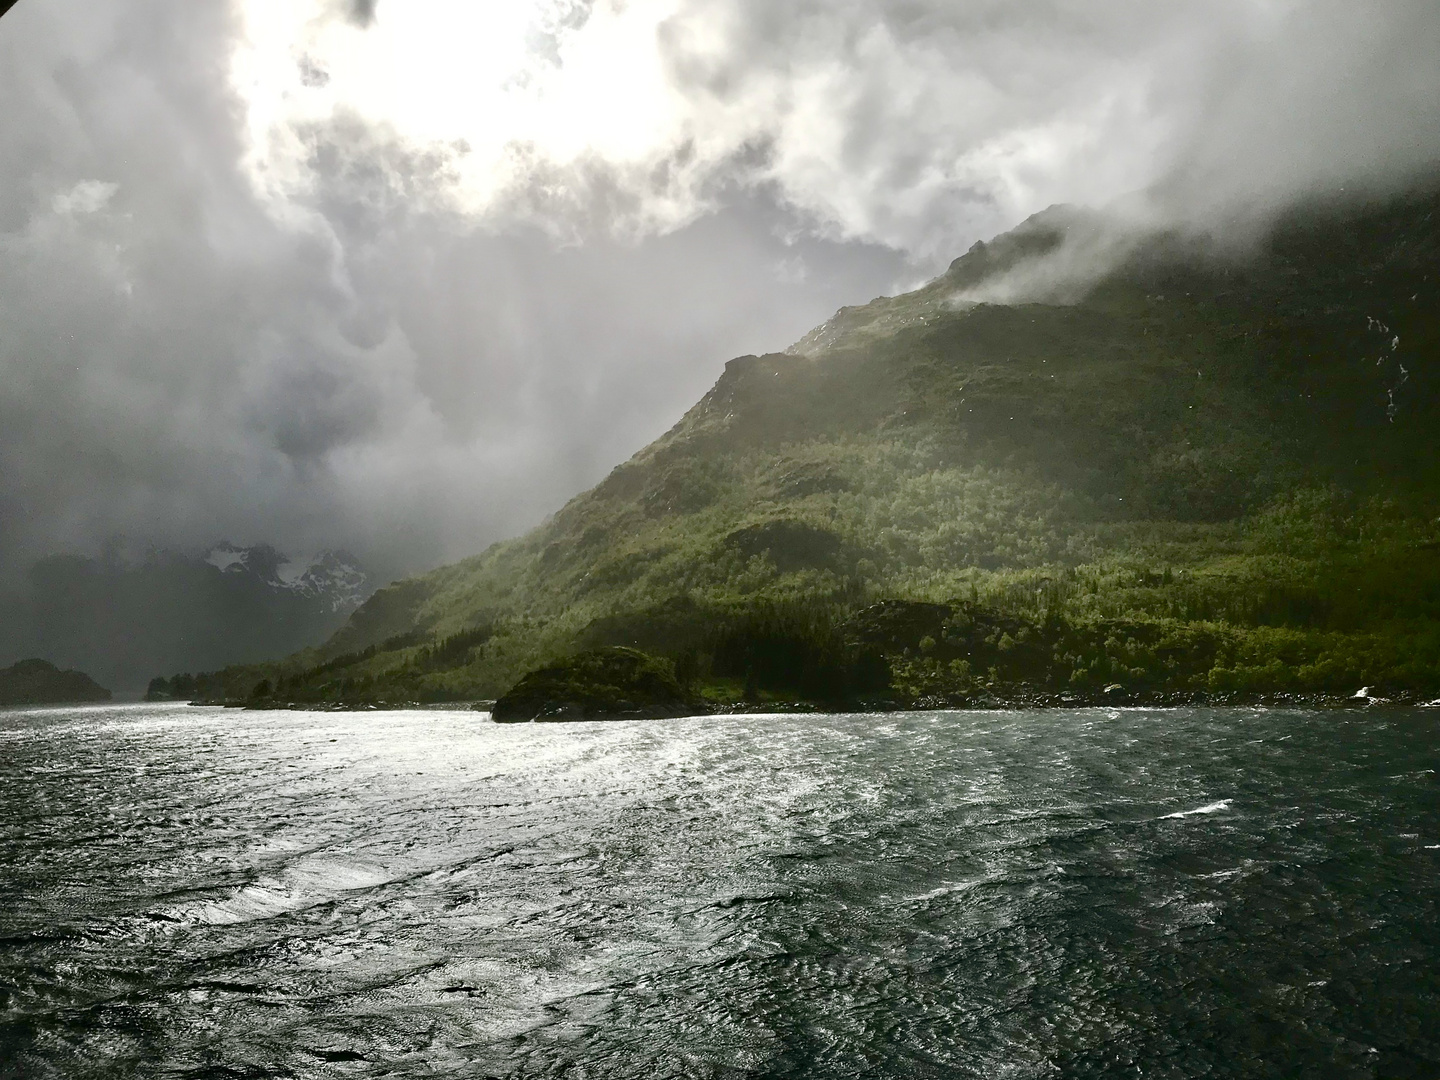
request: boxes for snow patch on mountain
[204,543,370,612]
[276,551,370,611]
[205,544,250,573]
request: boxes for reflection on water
[1,703,1437,1077]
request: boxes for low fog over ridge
[0,0,1438,593]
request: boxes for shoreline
[182,687,1440,716]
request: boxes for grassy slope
[181,186,1440,707]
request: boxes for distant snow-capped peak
[204,542,250,573]
[277,550,370,611]
[203,543,369,611]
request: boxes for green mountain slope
[198,184,1440,709]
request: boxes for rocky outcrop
[491,647,696,722]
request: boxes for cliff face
[208,184,1440,707]
[0,659,110,706]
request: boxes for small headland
[0,659,112,706]
[490,646,695,722]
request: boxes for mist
[1,0,1437,590]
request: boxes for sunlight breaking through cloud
[230,0,1192,256]
[0,0,1436,592]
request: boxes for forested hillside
[191,184,1440,712]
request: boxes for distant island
[0,659,111,706]
[169,183,1440,716]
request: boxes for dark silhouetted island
[0,659,111,706]
[491,647,695,722]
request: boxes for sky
[0,0,1437,584]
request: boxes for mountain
[0,659,110,706]
[2,544,371,694]
[201,543,370,611]
[202,183,1440,709]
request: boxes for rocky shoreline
[192,685,1440,717]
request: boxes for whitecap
[164,855,394,925]
[1161,799,1232,820]
[898,872,1011,905]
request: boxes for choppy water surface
[2,705,1438,1078]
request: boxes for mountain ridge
[202,542,369,611]
[190,181,1440,710]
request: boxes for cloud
[1155,1,1440,218]
[0,0,909,584]
[0,0,1437,594]
[343,0,377,28]
[233,0,1440,255]
[51,180,119,215]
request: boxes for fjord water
[1,705,1437,1078]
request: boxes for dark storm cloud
[0,1,397,572]
[0,0,906,584]
[345,0,377,28]
[0,0,1437,595]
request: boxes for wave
[164,855,394,926]
[1161,799,1233,820]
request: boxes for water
[1,704,1438,1079]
